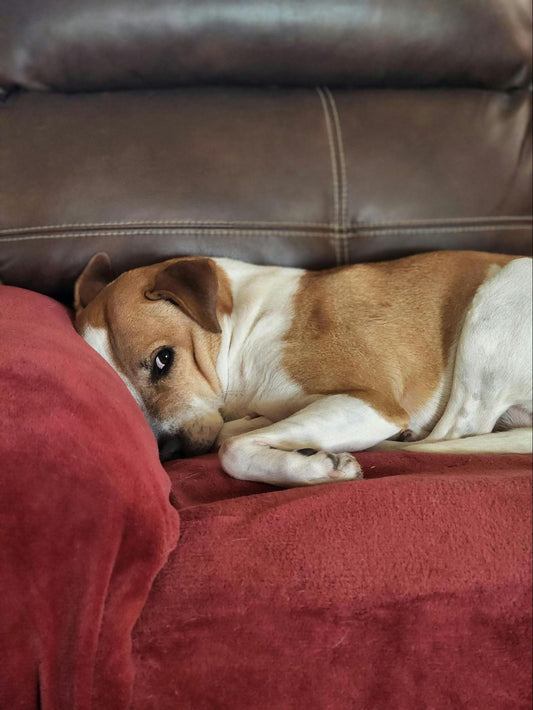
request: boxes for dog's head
[74,253,232,460]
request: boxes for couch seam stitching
[0,220,332,235]
[316,86,342,265]
[324,87,349,264]
[1,223,530,244]
[0,216,529,237]
[0,229,338,243]
[355,216,532,227]
[347,224,532,238]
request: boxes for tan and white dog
[74,251,532,486]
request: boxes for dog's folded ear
[74,252,113,311]
[145,258,222,334]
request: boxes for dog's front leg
[218,394,403,486]
[216,415,273,445]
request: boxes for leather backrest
[1,0,531,93]
[1,87,530,301]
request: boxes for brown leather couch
[1,1,531,708]
[1,0,531,293]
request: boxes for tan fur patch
[283,251,515,426]
[214,263,234,317]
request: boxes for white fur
[214,259,310,421]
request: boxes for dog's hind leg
[426,258,532,443]
[372,428,532,454]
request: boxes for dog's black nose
[158,435,183,462]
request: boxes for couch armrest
[0,286,180,710]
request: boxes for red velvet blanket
[132,451,532,710]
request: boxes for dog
[74,251,532,486]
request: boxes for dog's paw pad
[326,452,363,480]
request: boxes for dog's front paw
[296,448,363,483]
[219,437,363,486]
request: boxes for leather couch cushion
[0,286,179,709]
[0,0,531,93]
[0,88,531,301]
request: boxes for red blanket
[132,451,532,709]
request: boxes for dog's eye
[152,348,174,379]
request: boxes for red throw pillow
[0,286,180,710]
